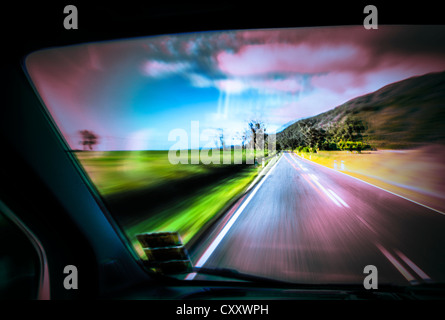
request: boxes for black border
[2,0,445,311]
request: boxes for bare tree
[241,129,250,150]
[217,128,225,150]
[248,120,266,152]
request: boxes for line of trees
[277,116,372,153]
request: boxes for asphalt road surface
[188,152,445,286]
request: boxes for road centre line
[309,173,319,181]
[327,189,350,208]
[394,249,432,282]
[284,155,331,203]
[311,178,342,207]
[289,154,342,208]
[185,155,283,280]
[290,152,433,284]
[375,243,418,284]
[355,215,378,234]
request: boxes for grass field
[75,149,267,258]
[127,170,259,258]
[76,149,267,196]
[294,144,445,213]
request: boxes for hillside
[278,70,445,149]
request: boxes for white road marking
[245,155,280,193]
[290,155,342,207]
[376,243,418,284]
[291,153,435,284]
[185,155,283,280]
[312,178,342,207]
[355,215,378,234]
[309,173,319,181]
[395,250,432,282]
[327,189,350,208]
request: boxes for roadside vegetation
[75,119,274,258]
[276,71,445,213]
[277,71,445,151]
[277,115,372,153]
[76,149,266,247]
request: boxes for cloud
[310,72,366,94]
[126,128,154,150]
[187,72,214,87]
[214,78,248,94]
[141,60,191,78]
[252,77,303,93]
[216,43,368,76]
[187,71,304,95]
[271,88,367,126]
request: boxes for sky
[26,25,445,151]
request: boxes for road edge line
[185,155,283,280]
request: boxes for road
[187,152,445,285]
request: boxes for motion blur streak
[284,155,329,202]
[328,189,350,208]
[311,178,342,208]
[186,156,283,280]
[375,243,417,284]
[191,152,445,285]
[395,250,432,282]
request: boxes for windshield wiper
[147,265,445,299]
[140,266,445,300]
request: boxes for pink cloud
[252,78,303,93]
[270,87,371,125]
[217,43,368,76]
[214,77,304,94]
[311,72,366,94]
[141,60,191,77]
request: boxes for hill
[277,71,445,149]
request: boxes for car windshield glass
[24,25,445,287]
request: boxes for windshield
[25,25,445,288]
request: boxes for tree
[248,120,266,152]
[238,129,249,151]
[78,130,99,151]
[217,128,225,150]
[338,116,366,143]
[330,116,369,152]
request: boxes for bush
[330,143,339,150]
[338,141,345,150]
[320,141,339,151]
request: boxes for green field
[76,149,266,196]
[75,149,267,258]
